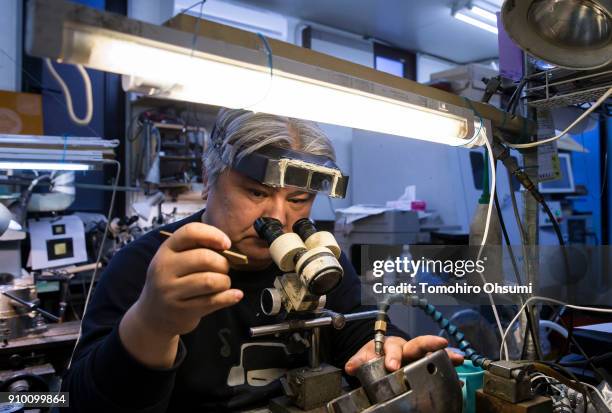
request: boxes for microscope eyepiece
[254,217,285,245]
[292,218,318,241]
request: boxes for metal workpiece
[360,367,408,405]
[249,310,378,337]
[482,370,533,404]
[355,357,388,388]
[275,364,343,411]
[327,387,371,413]
[487,360,531,381]
[328,349,463,413]
[482,361,534,404]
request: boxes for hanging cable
[494,141,571,282]
[493,190,543,360]
[67,159,121,369]
[508,168,528,241]
[482,138,510,360]
[44,58,93,126]
[500,296,612,360]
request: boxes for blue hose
[383,295,492,369]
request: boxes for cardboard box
[0,91,43,135]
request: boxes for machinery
[250,217,466,412]
[255,217,344,315]
[327,352,462,413]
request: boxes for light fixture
[452,0,500,35]
[471,6,498,23]
[0,161,93,171]
[454,12,499,34]
[26,0,485,147]
[502,0,612,70]
[0,134,117,172]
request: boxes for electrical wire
[506,87,612,149]
[535,361,591,413]
[505,162,543,357]
[67,159,121,369]
[508,168,527,241]
[507,77,527,116]
[542,200,566,246]
[177,0,207,16]
[493,189,543,359]
[44,58,94,126]
[507,166,541,348]
[500,296,612,360]
[531,373,567,396]
[581,381,607,408]
[0,47,100,138]
[531,374,577,413]
[482,138,509,360]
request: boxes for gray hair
[202,108,336,193]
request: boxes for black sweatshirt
[62,211,407,412]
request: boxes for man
[63,109,462,412]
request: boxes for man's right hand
[119,223,244,368]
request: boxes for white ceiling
[231,0,501,64]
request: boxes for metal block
[488,360,528,380]
[286,364,342,410]
[328,349,462,413]
[476,389,553,413]
[483,370,532,403]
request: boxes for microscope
[250,218,463,413]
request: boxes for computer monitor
[539,153,575,194]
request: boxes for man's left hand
[345,335,464,375]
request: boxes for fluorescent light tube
[471,6,498,23]
[454,12,499,35]
[27,0,482,147]
[66,28,471,146]
[0,161,93,171]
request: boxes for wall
[40,0,109,212]
[0,0,22,92]
[416,53,456,84]
[129,0,174,24]
[309,29,373,68]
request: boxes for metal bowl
[502,0,612,70]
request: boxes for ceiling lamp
[502,0,612,70]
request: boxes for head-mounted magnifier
[231,145,349,198]
[210,122,349,198]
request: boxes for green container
[456,360,484,413]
